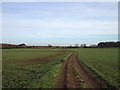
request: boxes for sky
[2,2,118,46]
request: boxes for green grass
[2,48,60,63]
[2,48,119,88]
[2,48,71,88]
[76,48,119,89]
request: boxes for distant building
[90,44,97,48]
[80,44,86,48]
[75,44,79,48]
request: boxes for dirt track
[55,53,99,88]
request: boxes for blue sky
[2,2,118,46]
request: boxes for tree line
[68,41,120,48]
[97,41,120,48]
[0,41,120,49]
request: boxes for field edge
[76,52,118,89]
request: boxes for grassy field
[2,48,71,88]
[2,48,119,88]
[2,49,60,63]
[76,48,119,89]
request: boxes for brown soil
[54,53,99,89]
[24,51,65,65]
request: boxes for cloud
[2,2,118,45]
[3,18,118,38]
[1,0,119,2]
[2,2,117,21]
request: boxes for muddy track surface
[55,53,99,89]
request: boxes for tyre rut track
[55,53,99,89]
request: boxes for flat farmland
[2,48,119,89]
[2,48,71,88]
[76,48,119,89]
[3,49,61,63]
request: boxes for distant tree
[98,41,120,48]
[18,43,26,48]
[18,43,26,46]
[68,45,72,48]
[48,44,52,48]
